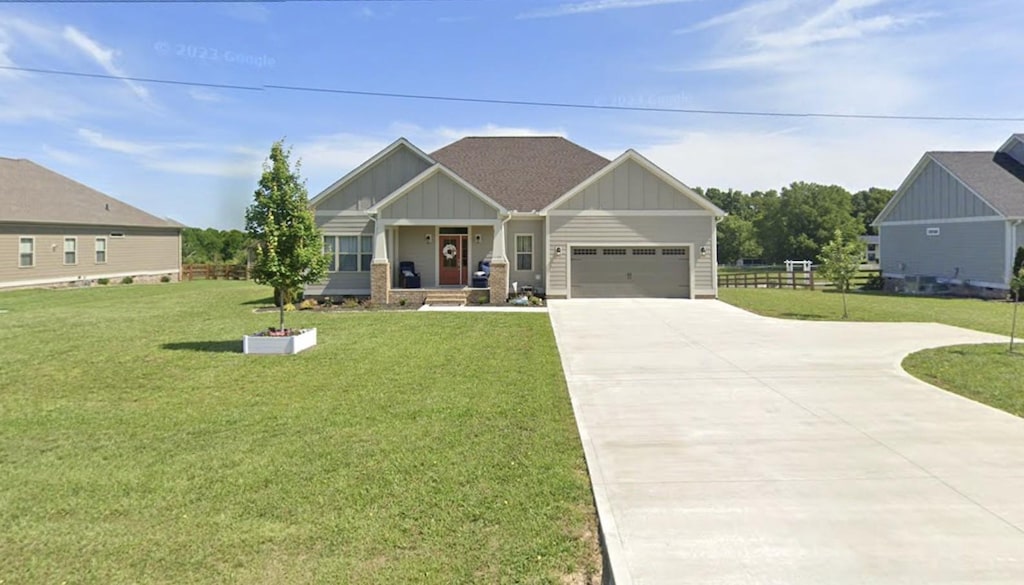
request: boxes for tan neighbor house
[0,157,183,289]
[307,136,725,304]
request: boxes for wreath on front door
[442,243,458,260]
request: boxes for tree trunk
[279,303,285,332]
[841,283,849,319]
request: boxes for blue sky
[2,0,1022,229]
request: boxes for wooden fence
[182,263,249,281]
[718,269,880,291]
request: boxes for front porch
[370,222,511,306]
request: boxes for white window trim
[325,234,373,273]
[63,236,78,266]
[514,233,534,271]
[18,236,34,268]
[95,237,108,264]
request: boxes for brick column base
[371,261,390,305]
[488,260,509,305]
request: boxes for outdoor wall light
[474,233,482,243]
[555,246,563,256]
[425,234,433,244]
[700,246,708,257]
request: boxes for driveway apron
[548,299,1024,585]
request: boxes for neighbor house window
[19,237,34,267]
[95,237,107,264]
[324,235,373,272]
[63,237,77,265]
[515,234,533,271]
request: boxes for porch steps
[424,291,468,306]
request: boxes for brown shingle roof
[429,136,610,211]
[0,158,181,229]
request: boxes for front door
[438,235,468,285]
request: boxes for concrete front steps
[424,291,468,306]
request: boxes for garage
[569,246,690,298]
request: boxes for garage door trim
[566,243,695,299]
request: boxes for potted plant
[242,140,328,355]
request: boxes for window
[632,248,656,256]
[95,237,107,264]
[662,248,687,256]
[323,236,336,272]
[926,227,940,237]
[18,237,34,267]
[110,232,126,239]
[602,248,626,255]
[573,248,597,256]
[324,235,372,272]
[63,237,77,265]
[515,234,533,271]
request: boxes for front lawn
[903,344,1024,417]
[718,287,1017,335]
[719,287,1023,420]
[0,281,599,584]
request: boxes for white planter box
[243,328,317,355]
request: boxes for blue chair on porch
[399,261,421,289]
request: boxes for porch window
[324,235,373,272]
[19,237,34,267]
[515,234,533,271]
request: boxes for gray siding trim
[880,221,1009,286]
[547,215,714,296]
[881,159,999,223]
[396,226,437,288]
[380,172,500,221]
[314,144,432,212]
[555,159,704,212]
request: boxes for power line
[0,0,467,3]
[3,64,1023,123]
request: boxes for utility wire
[0,0,466,3]
[3,64,1023,123]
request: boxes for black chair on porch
[398,261,421,288]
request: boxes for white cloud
[41,145,87,166]
[62,26,150,101]
[188,88,226,103]
[77,128,160,156]
[624,124,1010,194]
[519,0,697,19]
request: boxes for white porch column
[493,217,508,262]
[372,216,388,262]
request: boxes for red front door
[438,235,468,285]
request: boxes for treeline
[181,228,250,264]
[693,183,894,265]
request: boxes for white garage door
[570,246,690,298]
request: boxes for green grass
[0,281,599,584]
[720,287,1024,420]
[718,287,1017,335]
[904,344,1024,417]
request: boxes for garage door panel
[570,247,689,298]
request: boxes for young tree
[817,229,865,319]
[1010,267,1024,353]
[245,140,327,331]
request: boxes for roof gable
[369,164,506,218]
[0,158,180,229]
[874,155,1001,225]
[309,138,434,209]
[430,136,609,211]
[542,150,725,215]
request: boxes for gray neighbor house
[874,134,1024,297]
[306,136,725,304]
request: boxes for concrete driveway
[547,299,1024,585]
